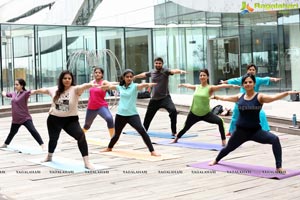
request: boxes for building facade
[1,0,300,105]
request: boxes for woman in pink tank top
[82,67,114,138]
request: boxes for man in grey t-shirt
[134,57,186,136]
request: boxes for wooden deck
[0,107,300,200]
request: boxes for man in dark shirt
[134,57,186,136]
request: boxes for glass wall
[1,6,300,105]
[67,26,96,87]
[125,28,152,82]
[1,24,36,104]
[97,27,125,82]
[35,25,67,102]
[0,24,153,105]
[279,9,300,91]
[153,2,300,94]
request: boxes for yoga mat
[86,137,132,147]
[0,145,47,155]
[188,161,300,180]
[123,131,197,139]
[29,156,109,173]
[154,140,223,151]
[100,149,181,161]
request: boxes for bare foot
[276,168,286,174]
[85,162,95,170]
[221,140,226,146]
[0,143,7,148]
[40,144,46,151]
[43,153,53,162]
[83,156,95,170]
[151,151,161,156]
[170,138,178,143]
[208,160,218,166]
[101,148,112,152]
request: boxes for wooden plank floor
[0,107,300,200]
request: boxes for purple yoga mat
[155,140,223,151]
[188,161,300,180]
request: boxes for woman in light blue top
[102,69,160,156]
[221,64,281,135]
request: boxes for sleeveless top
[87,80,108,110]
[190,85,210,116]
[236,93,262,129]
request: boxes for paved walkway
[0,105,300,199]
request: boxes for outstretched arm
[137,82,157,90]
[170,69,187,75]
[210,84,240,93]
[270,77,282,82]
[1,91,7,97]
[259,91,299,103]
[211,94,240,103]
[101,80,119,91]
[134,72,147,79]
[31,88,50,95]
[178,83,196,90]
[76,82,96,96]
[220,77,242,85]
[100,82,118,91]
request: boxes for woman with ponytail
[1,78,45,150]
[102,69,160,156]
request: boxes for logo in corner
[240,1,254,15]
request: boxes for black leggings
[143,95,177,134]
[47,115,88,156]
[108,114,154,152]
[4,120,44,145]
[177,111,226,140]
[215,126,282,168]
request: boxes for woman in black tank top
[209,73,299,173]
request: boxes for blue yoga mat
[29,156,109,173]
[155,140,223,151]
[188,161,300,180]
[0,145,47,155]
[123,131,198,139]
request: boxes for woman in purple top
[0,78,45,150]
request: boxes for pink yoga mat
[188,161,300,179]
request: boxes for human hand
[288,91,300,95]
[148,83,157,87]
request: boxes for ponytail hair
[119,69,134,86]
[16,78,27,91]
